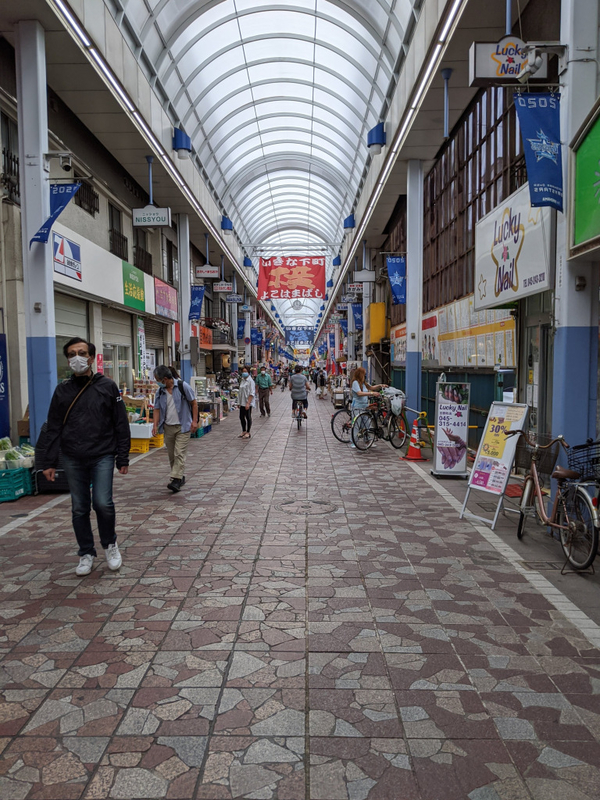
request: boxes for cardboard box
[17,419,30,437]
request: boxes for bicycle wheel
[297,413,302,430]
[558,486,599,570]
[351,411,377,451]
[388,414,408,449]
[331,409,352,443]
[516,477,534,540]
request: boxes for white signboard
[347,283,363,292]
[195,265,220,279]
[213,281,233,293]
[53,232,82,282]
[432,382,470,478]
[132,205,172,227]
[226,294,243,303]
[353,271,376,282]
[474,183,553,311]
[460,402,528,529]
[469,36,548,86]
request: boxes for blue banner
[189,285,205,320]
[251,328,263,346]
[328,332,335,353]
[285,326,314,344]
[387,256,406,305]
[339,319,348,336]
[237,318,246,340]
[514,93,563,212]
[30,183,81,247]
[351,303,363,331]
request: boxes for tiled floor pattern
[1,391,600,799]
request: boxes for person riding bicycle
[289,364,311,418]
[350,367,387,447]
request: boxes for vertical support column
[361,247,372,371]
[406,159,424,410]
[347,280,355,362]
[245,311,251,367]
[16,21,56,444]
[552,0,599,444]
[177,214,192,382]
[231,275,239,372]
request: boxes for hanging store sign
[347,283,363,293]
[514,93,563,212]
[154,277,178,320]
[341,295,356,303]
[53,232,82,282]
[258,255,325,300]
[132,205,171,227]
[226,294,243,303]
[336,303,348,311]
[213,281,233,293]
[468,36,548,86]
[474,183,553,311]
[352,271,375,282]
[432,382,470,478]
[285,326,314,344]
[195,264,220,278]
[240,304,252,311]
[387,256,406,305]
[122,262,146,311]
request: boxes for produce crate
[130,438,150,454]
[0,467,33,503]
[149,434,164,448]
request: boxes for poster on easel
[460,402,528,529]
[432,382,470,478]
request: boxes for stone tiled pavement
[1,390,600,799]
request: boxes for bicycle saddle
[552,465,581,481]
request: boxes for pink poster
[154,278,178,321]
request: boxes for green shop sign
[122,262,146,311]
[573,112,600,253]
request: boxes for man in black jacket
[42,337,130,576]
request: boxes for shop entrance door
[522,319,553,435]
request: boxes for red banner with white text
[258,256,325,300]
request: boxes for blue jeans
[62,454,117,557]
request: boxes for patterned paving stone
[1,390,599,798]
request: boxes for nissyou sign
[133,205,172,227]
[474,183,553,311]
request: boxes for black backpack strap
[177,380,194,415]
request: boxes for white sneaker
[106,543,122,571]
[75,554,94,576]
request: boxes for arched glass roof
[116,0,423,326]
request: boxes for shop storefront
[143,317,166,373]
[55,292,88,382]
[102,307,134,393]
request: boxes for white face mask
[69,355,90,374]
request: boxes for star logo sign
[502,245,509,261]
[478,274,487,300]
[389,272,404,287]
[526,129,559,164]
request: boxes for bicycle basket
[383,388,405,416]
[567,440,600,481]
[514,432,560,476]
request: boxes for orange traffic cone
[402,418,427,461]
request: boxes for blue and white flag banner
[339,319,348,336]
[237,319,246,340]
[351,303,363,331]
[189,285,205,320]
[387,256,406,305]
[514,93,563,212]
[328,332,335,353]
[251,328,263,346]
[30,183,81,247]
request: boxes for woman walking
[238,368,256,439]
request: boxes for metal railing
[73,179,99,216]
[134,246,152,274]
[109,228,128,260]
[1,148,19,203]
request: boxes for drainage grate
[520,561,564,571]
[277,499,338,515]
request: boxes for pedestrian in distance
[238,368,256,439]
[152,365,199,493]
[42,337,130,577]
[256,365,273,416]
[317,369,328,400]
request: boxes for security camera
[518,47,544,83]
[59,154,72,172]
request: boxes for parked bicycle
[330,390,352,443]
[508,430,599,571]
[351,388,412,451]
